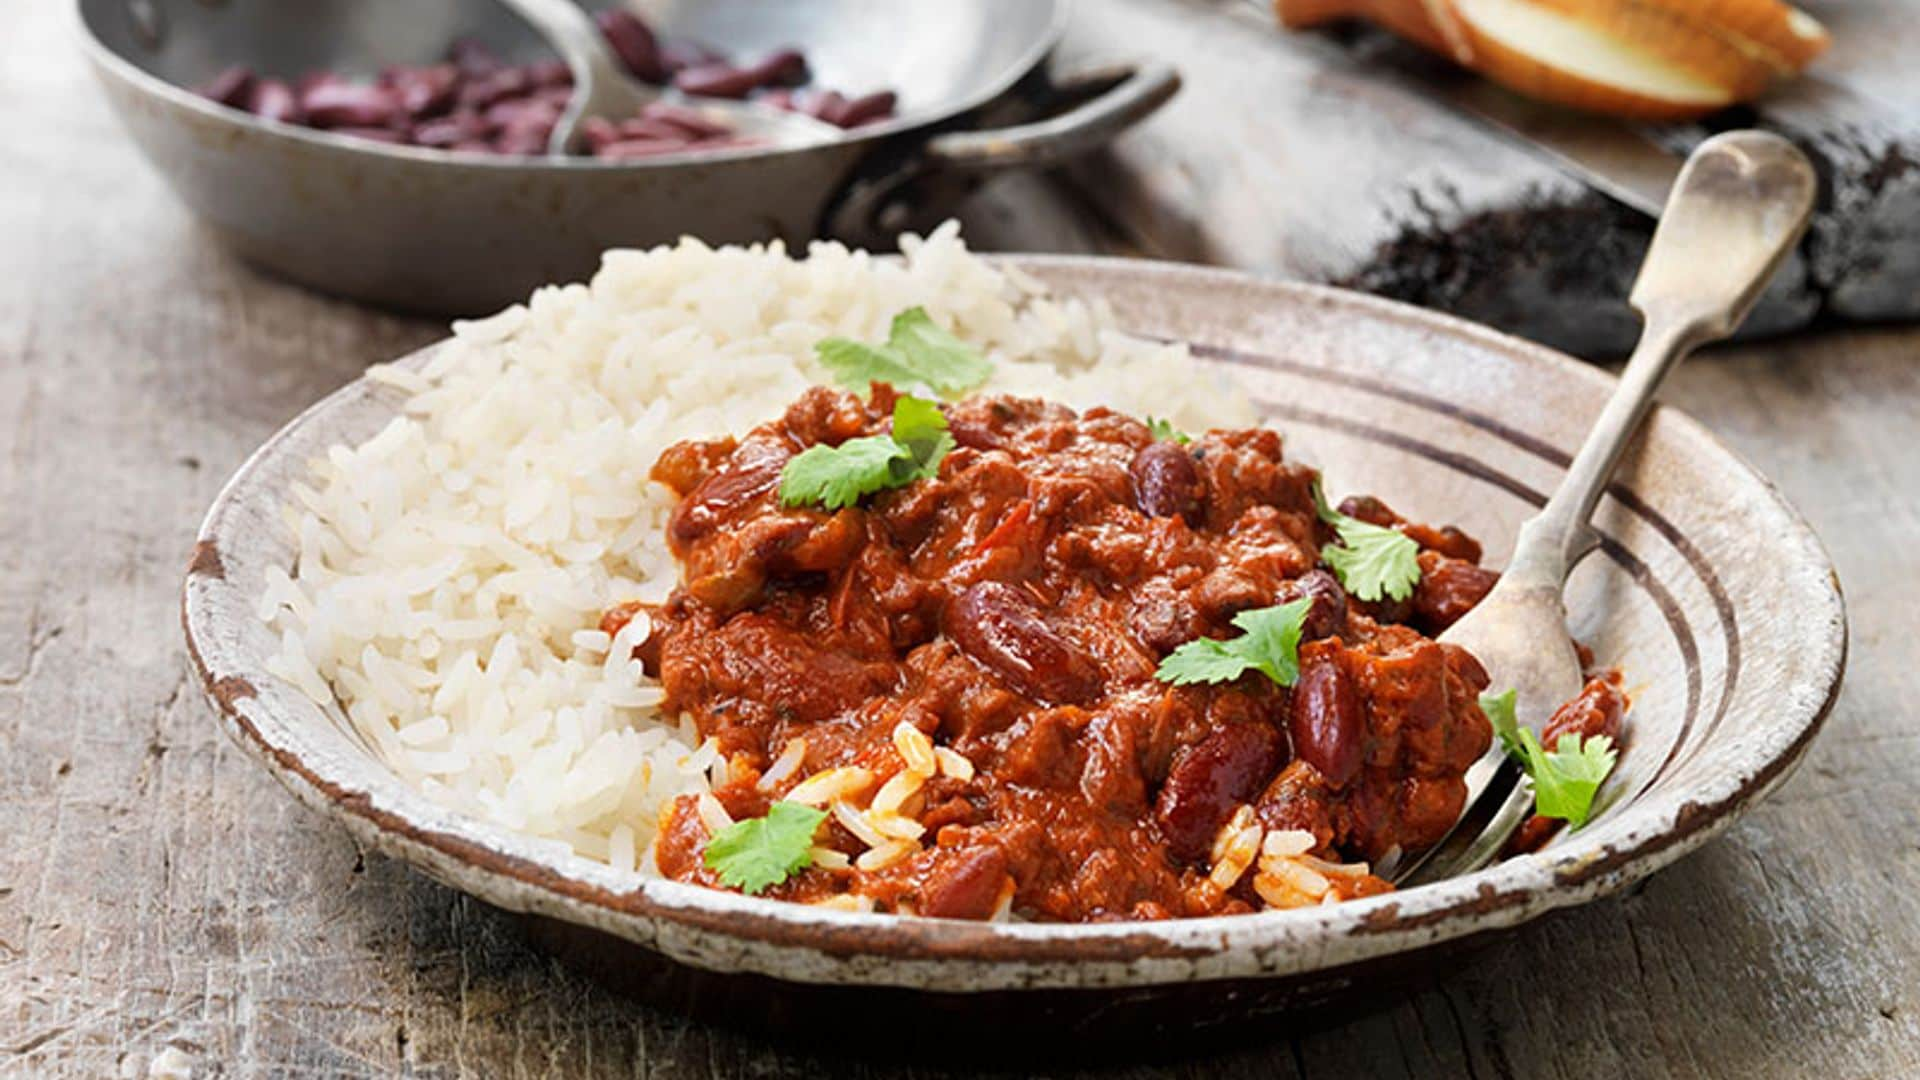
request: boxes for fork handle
[1502,131,1817,593]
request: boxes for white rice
[259,222,1252,877]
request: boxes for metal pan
[78,0,1177,315]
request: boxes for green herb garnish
[779,395,954,510]
[815,307,993,398]
[702,801,829,894]
[1481,688,1619,830]
[1313,481,1421,603]
[1155,598,1313,688]
[1146,416,1192,444]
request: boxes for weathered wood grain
[4,2,1918,1077]
[1056,0,1920,357]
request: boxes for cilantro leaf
[814,307,992,398]
[1146,416,1191,444]
[1156,597,1313,688]
[1535,733,1618,828]
[890,393,955,481]
[1313,481,1421,603]
[779,435,910,511]
[1479,688,1619,830]
[779,396,952,510]
[703,801,829,894]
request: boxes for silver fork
[1389,130,1818,886]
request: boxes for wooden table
[5,3,1918,1077]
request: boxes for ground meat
[627,386,1526,921]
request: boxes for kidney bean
[301,82,398,128]
[1130,441,1202,520]
[296,70,342,96]
[945,582,1102,705]
[918,845,1009,921]
[833,90,897,127]
[668,442,787,550]
[527,58,573,88]
[1411,552,1498,633]
[389,64,457,118]
[801,89,846,122]
[458,66,531,110]
[757,88,795,111]
[749,48,809,88]
[494,121,554,156]
[1153,723,1284,863]
[413,115,477,148]
[642,102,732,139]
[578,116,621,152]
[1289,644,1363,787]
[198,65,255,108]
[484,98,561,131]
[245,79,303,125]
[594,9,665,84]
[615,117,695,143]
[1281,568,1347,642]
[672,63,758,99]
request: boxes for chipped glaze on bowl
[181,258,1846,1000]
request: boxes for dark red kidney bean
[672,63,759,99]
[1289,647,1363,787]
[532,84,575,108]
[828,90,896,128]
[667,442,787,550]
[1154,724,1284,863]
[595,9,665,84]
[747,48,808,88]
[1282,568,1348,642]
[413,117,473,148]
[527,59,573,88]
[802,89,846,122]
[918,845,1008,920]
[615,117,695,143]
[641,102,731,139]
[494,123,553,156]
[199,65,255,107]
[484,98,561,130]
[1130,441,1202,520]
[457,67,530,110]
[390,64,457,118]
[447,37,503,78]
[302,83,398,128]
[945,582,1102,705]
[245,79,303,125]
[296,70,342,96]
[579,116,620,151]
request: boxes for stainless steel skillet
[77,0,1175,315]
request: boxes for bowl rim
[74,0,1069,172]
[180,256,1847,986]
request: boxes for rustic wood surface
[1054,0,1920,356]
[5,3,1919,1077]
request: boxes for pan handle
[825,63,1180,243]
[922,62,1180,173]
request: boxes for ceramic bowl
[181,257,1845,1034]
